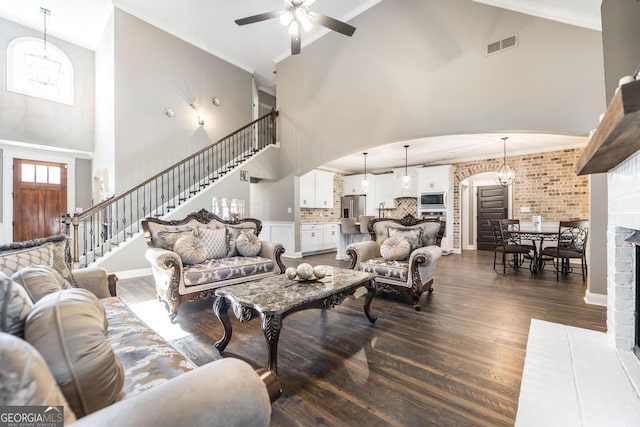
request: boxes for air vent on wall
[486,34,518,56]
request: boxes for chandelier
[24,7,62,89]
[497,137,516,187]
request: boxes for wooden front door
[13,159,67,241]
[476,185,508,251]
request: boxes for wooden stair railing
[65,109,278,268]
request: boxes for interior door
[476,185,508,250]
[13,159,68,241]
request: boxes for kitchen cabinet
[322,224,338,250]
[343,174,367,196]
[260,221,295,254]
[374,173,395,209]
[301,223,337,254]
[299,170,334,208]
[392,166,419,198]
[417,165,453,192]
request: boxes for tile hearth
[516,319,640,426]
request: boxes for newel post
[72,213,80,269]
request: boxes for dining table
[505,226,559,274]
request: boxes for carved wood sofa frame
[142,209,286,320]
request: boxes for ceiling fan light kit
[235,0,356,55]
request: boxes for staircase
[66,110,278,268]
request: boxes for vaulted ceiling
[0,0,603,173]
[0,0,601,94]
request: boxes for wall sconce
[212,97,221,107]
[198,116,205,126]
[164,108,175,117]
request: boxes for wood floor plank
[117,250,606,426]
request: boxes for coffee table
[213,267,377,373]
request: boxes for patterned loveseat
[142,209,285,320]
[0,235,280,426]
[346,215,445,310]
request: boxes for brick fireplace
[608,150,640,351]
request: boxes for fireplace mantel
[577,80,640,175]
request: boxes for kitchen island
[336,222,371,260]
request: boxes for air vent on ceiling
[486,34,518,56]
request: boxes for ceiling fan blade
[309,12,356,37]
[291,35,301,55]
[235,11,283,26]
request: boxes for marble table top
[215,267,375,315]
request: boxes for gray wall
[94,12,115,200]
[112,9,253,193]
[75,158,93,210]
[601,0,640,102]
[0,17,95,152]
[276,0,605,176]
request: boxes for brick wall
[453,148,589,249]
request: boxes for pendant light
[402,145,411,190]
[25,7,62,89]
[497,137,516,187]
[361,152,369,193]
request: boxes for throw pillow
[12,265,72,303]
[380,236,411,261]
[155,227,196,251]
[0,273,34,338]
[198,227,228,259]
[236,232,262,257]
[49,237,77,285]
[25,288,124,417]
[0,332,77,424]
[226,225,257,257]
[173,235,207,265]
[0,243,53,277]
[388,227,423,253]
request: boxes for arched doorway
[459,172,513,251]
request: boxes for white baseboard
[584,291,607,306]
[282,251,302,259]
[114,267,152,280]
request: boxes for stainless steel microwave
[420,192,446,209]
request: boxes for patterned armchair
[346,215,445,310]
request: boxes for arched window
[7,37,74,105]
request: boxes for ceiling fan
[235,0,356,55]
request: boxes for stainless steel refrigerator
[341,195,366,219]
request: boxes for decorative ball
[285,267,298,280]
[313,265,327,279]
[296,263,314,280]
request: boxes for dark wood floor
[118,250,606,426]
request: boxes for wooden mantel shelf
[577,80,640,175]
